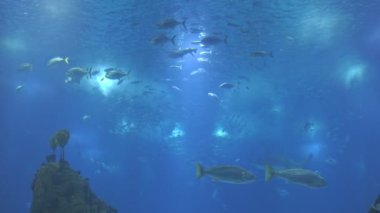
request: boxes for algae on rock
[31,129,117,213]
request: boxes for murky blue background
[1,0,380,212]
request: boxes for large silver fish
[265,165,327,188]
[196,163,255,184]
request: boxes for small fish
[65,67,88,84]
[103,68,131,85]
[157,18,187,30]
[200,50,212,55]
[47,57,69,66]
[18,63,33,72]
[265,165,327,188]
[168,48,197,58]
[207,92,221,102]
[169,65,182,70]
[250,51,273,58]
[189,26,204,34]
[195,163,256,184]
[219,82,235,89]
[196,35,228,46]
[239,27,250,34]
[15,85,24,93]
[82,115,91,121]
[372,203,380,212]
[190,68,206,76]
[89,68,100,78]
[171,85,182,92]
[197,57,209,63]
[226,22,241,28]
[150,34,176,45]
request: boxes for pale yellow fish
[47,57,69,66]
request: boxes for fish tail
[117,79,125,85]
[182,18,187,30]
[64,57,69,64]
[195,163,205,178]
[265,165,275,182]
[171,35,176,46]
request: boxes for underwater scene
[1,0,380,212]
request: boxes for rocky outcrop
[31,160,117,213]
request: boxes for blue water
[1,0,380,212]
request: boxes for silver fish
[47,57,69,66]
[265,165,327,188]
[157,18,187,30]
[196,163,256,184]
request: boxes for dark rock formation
[31,160,117,213]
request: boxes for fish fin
[182,18,187,31]
[269,52,273,57]
[224,36,228,44]
[195,163,205,178]
[265,165,274,182]
[171,35,176,46]
[117,79,124,85]
[64,57,69,64]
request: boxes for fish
[226,22,241,28]
[89,68,100,78]
[250,51,273,58]
[169,65,182,70]
[189,26,204,34]
[195,163,256,184]
[207,92,221,102]
[102,68,131,85]
[200,50,212,55]
[372,203,380,212]
[219,82,235,89]
[47,57,69,66]
[82,115,91,121]
[197,57,209,63]
[18,63,33,72]
[171,85,182,92]
[190,68,206,76]
[150,34,176,45]
[265,165,327,188]
[194,35,227,46]
[65,67,89,84]
[157,18,187,30]
[15,85,24,93]
[168,48,197,58]
[370,196,380,212]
